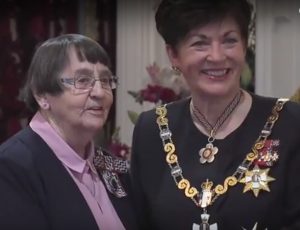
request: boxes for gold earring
[172,66,181,75]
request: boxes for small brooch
[93,148,129,198]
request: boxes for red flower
[159,87,178,103]
[139,84,178,104]
[108,140,130,159]
[140,85,160,103]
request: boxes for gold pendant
[199,143,218,164]
[199,179,213,208]
[239,165,275,197]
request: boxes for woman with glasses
[0,34,138,230]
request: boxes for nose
[89,80,106,97]
[206,42,225,62]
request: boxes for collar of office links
[156,97,288,229]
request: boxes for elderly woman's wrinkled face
[167,17,246,98]
[44,48,113,137]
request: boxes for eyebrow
[189,30,238,40]
[223,30,238,37]
[99,69,113,77]
[189,34,208,40]
[74,68,94,76]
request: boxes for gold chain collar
[155,98,288,208]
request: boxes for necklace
[155,98,287,229]
[191,90,243,164]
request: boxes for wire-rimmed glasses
[60,73,118,91]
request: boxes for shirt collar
[30,112,96,175]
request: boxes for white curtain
[116,0,170,145]
[256,0,300,98]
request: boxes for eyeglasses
[60,74,118,91]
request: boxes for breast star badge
[239,165,275,197]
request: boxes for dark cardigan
[0,127,138,230]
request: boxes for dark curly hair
[155,0,252,49]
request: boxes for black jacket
[0,127,138,230]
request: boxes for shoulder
[259,94,300,126]
[254,93,300,121]
[284,100,300,120]
[251,94,300,151]
[0,127,36,164]
[251,93,278,107]
[136,97,190,128]
[0,127,54,177]
[0,128,44,196]
[276,100,300,136]
[252,93,300,114]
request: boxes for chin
[84,120,106,132]
[199,87,226,96]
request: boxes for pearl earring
[41,103,49,110]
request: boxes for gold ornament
[199,143,218,164]
[239,165,275,197]
[155,98,287,228]
[199,179,213,208]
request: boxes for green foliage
[127,110,140,124]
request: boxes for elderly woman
[0,34,137,230]
[130,0,300,229]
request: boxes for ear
[166,44,180,68]
[34,94,50,110]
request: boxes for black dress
[130,93,300,230]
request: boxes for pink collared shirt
[30,112,125,230]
